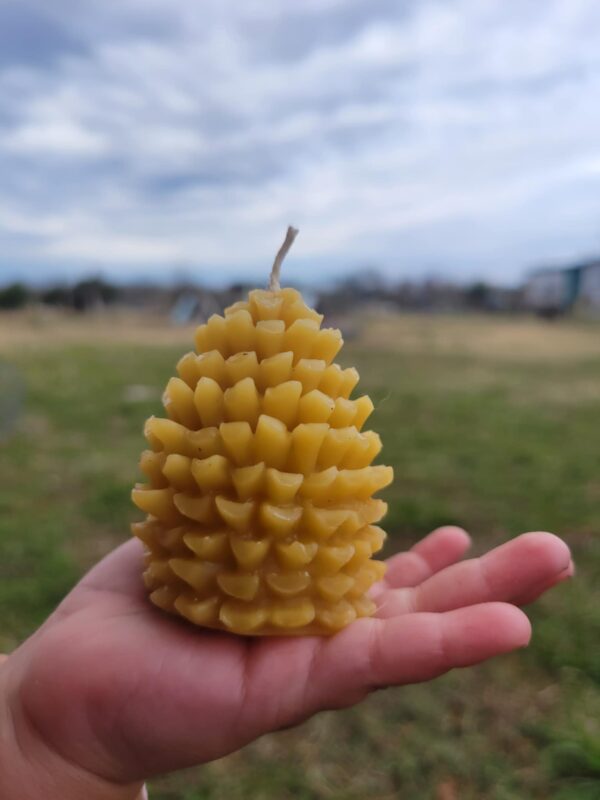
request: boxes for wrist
[0,657,144,800]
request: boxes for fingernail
[562,560,575,579]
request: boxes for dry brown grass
[0,308,195,352]
[356,310,600,362]
[3,308,599,366]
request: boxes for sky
[1,0,600,287]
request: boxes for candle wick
[269,225,299,291]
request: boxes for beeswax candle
[132,227,393,635]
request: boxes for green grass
[0,313,599,799]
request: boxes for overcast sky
[1,0,600,287]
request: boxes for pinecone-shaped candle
[132,228,393,635]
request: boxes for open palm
[3,527,571,792]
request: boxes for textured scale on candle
[132,287,393,635]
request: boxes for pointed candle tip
[269,226,299,291]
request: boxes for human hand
[0,527,572,800]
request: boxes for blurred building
[580,262,600,309]
[524,261,600,315]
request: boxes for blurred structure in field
[316,275,524,317]
[2,259,600,321]
[524,261,600,317]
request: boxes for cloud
[2,119,108,156]
[1,0,600,285]
[0,2,83,68]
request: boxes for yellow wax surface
[132,287,393,635]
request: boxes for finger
[42,539,146,628]
[380,526,471,592]
[302,603,530,710]
[377,532,570,617]
[512,559,574,606]
[76,539,146,599]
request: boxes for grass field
[1,309,599,799]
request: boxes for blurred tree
[465,281,492,310]
[41,285,73,306]
[0,283,29,310]
[72,279,118,311]
[40,279,119,311]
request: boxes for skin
[0,527,572,800]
